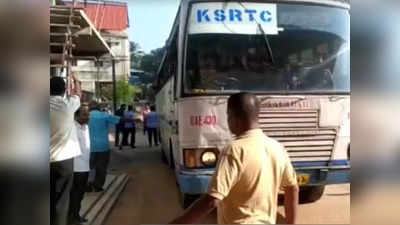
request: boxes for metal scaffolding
[50,0,118,110]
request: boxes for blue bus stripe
[292,160,349,168]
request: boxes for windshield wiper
[237,1,275,65]
[257,23,276,65]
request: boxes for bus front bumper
[177,160,350,194]
[293,160,350,185]
[177,169,214,194]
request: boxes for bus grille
[259,110,336,162]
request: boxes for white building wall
[72,30,130,93]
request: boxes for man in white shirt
[68,105,90,225]
[50,73,82,225]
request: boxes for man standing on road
[114,104,126,147]
[50,74,82,225]
[145,105,160,147]
[68,105,90,225]
[120,105,136,150]
[169,92,299,224]
[87,101,120,192]
[142,103,151,135]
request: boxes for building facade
[50,0,113,82]
[70,0,130,101]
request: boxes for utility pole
[112,59,117,113]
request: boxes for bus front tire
[181,193,198,209]
[300,185,325,203]
[161,148,168,164]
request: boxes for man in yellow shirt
[170,92,299,224]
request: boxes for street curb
[80,174,129,225]
[91,175,130,225]
[82,175,118,217]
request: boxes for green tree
[140,47,165,73]
[130,41,145,69]
[116,79,136,105]
[130,41,140,53]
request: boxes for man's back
[50,95,81,162]
[89,110,120,152]
[115,108,124,122]
[208,129,297,224]
[145,112,159,128]
[124,110,135,128]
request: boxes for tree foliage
[130,41,140,53]
[116,79,136,105]
[140,47,165,74]
[130,41,145,69]
[129,43,166,103]
[130,42,165,74]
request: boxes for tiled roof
[66,1,129,31]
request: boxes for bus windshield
[184,3,350,94]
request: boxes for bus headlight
[201,151,217,167]
[184,148,218,168]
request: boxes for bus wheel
[300,185,325,203]
[169,141,175,169]
[181,193,198,209]
[161,148,168,164]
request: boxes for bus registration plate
[297,174,310,186]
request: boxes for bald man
[169,92,299,224]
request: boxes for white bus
[155,0,350,207]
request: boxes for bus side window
[159,50,177,98]
[173,63,177,99]
[157,25,178,96]
[158,64,167,88]
[169,33,178,98]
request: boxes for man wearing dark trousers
[120,105,136,150]
[50,159,74,225]
[50,73,82,225]
[145,105,160,147]
[68,105,90,225]
[142,103,151,135]
[114,104,126,147]
[88,101,120,192]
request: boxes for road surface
[104,133,350,225]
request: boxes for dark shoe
[119,146,123,150]
[78,216,88,223]
[69,216,88,225]
[131,145,136,149]
[93,186,104,192]
[85,184,94,193]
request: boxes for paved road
[105,132,350,225]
